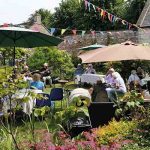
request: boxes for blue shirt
[30,81,44,90]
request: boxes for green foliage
[0,48,30,66]
[115,90,144,118]
[123,0,147,24]
[54,97,89,127]
[52,0,127,31]
[96,119,137,145]
[121,143,150,150]
[27,47,74,79]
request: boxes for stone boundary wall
[58,30,140,54]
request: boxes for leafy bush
[121,143,150,150]
[115,90,144,118]
[27,47,74,79]
[96,119,137,145]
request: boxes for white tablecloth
[2,89,43,115]
[141,77,150,85]
[80,74,105,84]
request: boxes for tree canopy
[27,0,146,32]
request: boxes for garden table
[2,89,43,115]
[80,74,105,85]
[141,77,150,85]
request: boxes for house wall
[138,28,150,44]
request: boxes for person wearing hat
[85,64,96,74]
[40,63,52,87]
[105,68,115,85]
[74,64,84,84]
[128,70,141,91]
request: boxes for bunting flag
[92,4,96,12]
[72,29,77,35]
[122,20,126,25]
[100,31,104,35]
[61,29,67,35]
[84,0,88,10]
[3,23,9,27]
[83,0,143,31]
[108,13,113,22]
[87,1,91,12]
[91,30,96,36]
[50,28,56,35]
[108,32,112,35]
[82,30,86,37]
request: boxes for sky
[0,0,61,25]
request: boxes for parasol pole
[13,45,15,66]
[13,32,16,66]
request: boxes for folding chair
[36,93,51,107]
[49,88,63,109]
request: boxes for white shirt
[114,77,127,93]
[128,74,141,84]
[105,74,114,85]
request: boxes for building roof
[137,0,150,27]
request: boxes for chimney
[34,13,41,24]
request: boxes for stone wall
[58,30,139,54]
[138,28,150,44]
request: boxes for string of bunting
[83,0,143,31]
[48,0,144,36]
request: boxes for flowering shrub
[95,119,137,145]
[24,130,100,150]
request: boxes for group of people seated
[73,64,148,103]
[74,64,96,84]
[12,62,52,91]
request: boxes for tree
[27,47,74,79]
[0,48,28,66]
[123,0,147,24]
[51,0,126,31]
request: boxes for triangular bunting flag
[108,13,113,22]
[82,31,86,37]
[101,9,104,17]
[128,23,132,30]
[92,4,96,12]
[100,31,104,35]
[3,23,9,27]
[61,29,67,35]
[72,29,77,35]
[50,28,56,35]
[84,0,88,9]
[108,32,112,35]
[122,20,126,25]
[91,30,96,36]
[87,1,91,12]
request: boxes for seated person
[12,65,20,79]
[128,70,141,91]
[74,64,84,84]
[30,73,44,91]
[21,65,30,74]
[69,83,93,107]
[105,68,115,85]
[137,67,145,80]
[85,64,96,74]
[92,80,108,102]
[105,68,121,87]
[106,72,127,102]
[40,63,52,87]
